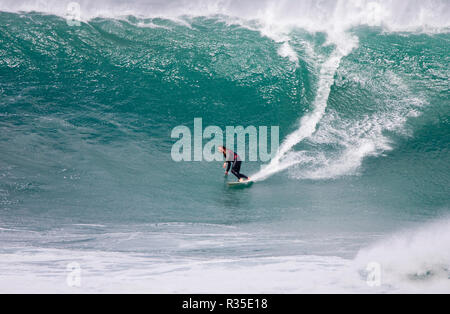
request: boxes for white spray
[252,33,358,181]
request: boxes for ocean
[0,0,449,293]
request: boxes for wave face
[0,1,449,293]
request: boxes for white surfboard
[227,180,254,187]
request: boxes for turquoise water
[0,1,449,293]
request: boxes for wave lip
[1,0,449,33]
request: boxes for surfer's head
[218,146,227,156]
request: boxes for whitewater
[0,0,449,293]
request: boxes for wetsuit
[224,149,248,181]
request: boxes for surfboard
[227,180,254,187]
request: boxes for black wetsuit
[225,150,248,181]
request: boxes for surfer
[218,146,249,182]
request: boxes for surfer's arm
[225,161,231,174]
